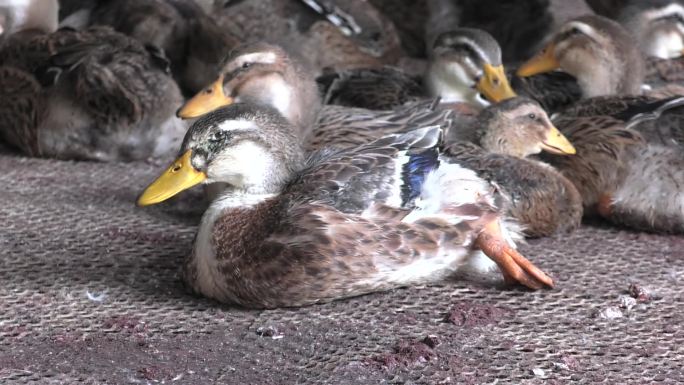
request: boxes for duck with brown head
[138,103,554,308]
[445,97,582,238]
[518,15,646,98]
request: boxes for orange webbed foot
[476,221,555,290]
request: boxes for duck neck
[425,62,489,108]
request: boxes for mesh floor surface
[1,151,683,385]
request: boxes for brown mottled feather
[445,142,583,237]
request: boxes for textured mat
[1,152,683,385]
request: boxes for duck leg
[476,220,555,289]
[597,193,613,218]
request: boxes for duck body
[545,109,684,234]
[446,142,583,237]
[0,25,185,161]
[139,103,554,308]
[79,0,239,95]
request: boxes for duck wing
[308,99,451,150]
[510,71,583,114]
[317,66,424,110]
[0,66,46,156]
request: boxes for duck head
[618,0,684,59]
[476,97,576,158]
[426,28,517,107]
[177,43,321,129]
[0,0,58,36]
[518,15,646,97]
[139,103,304,206]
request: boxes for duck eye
[209,132,223,143]
[242,62,251,69]
[528,113,536,120]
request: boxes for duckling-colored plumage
[0,19,185,161]
[445,97,583,237]
[544,100,684,233]
[138,103,553,308]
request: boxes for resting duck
[541,103,684,234]
[319,28,581,113]
[610,1,684,90]
[137,103,554,308]
[0,0,185,161]
[518,15,646,98]
[60,0,240,95]
[445,97,583,238]
[210,0,402,74]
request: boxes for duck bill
[177,76,233,119]
[517,43,560,77]
[476,63,517,103]
[137,150,207,206]
[541,125,576,155]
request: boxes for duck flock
[0,0,682,309]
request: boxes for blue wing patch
[401,148,440,207]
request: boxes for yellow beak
[541,125,576,155]
[177,76,233,119]
[137,150,207,206]
[476,63,518,103]
[517,43,561,77]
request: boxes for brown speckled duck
[137,103,554,308]
[542,106,684,234]
[610,1,684,90]
[518,16,684,233]
[445,97,583,238]
[62,0,240,95]
[518,15,647,98]
[0,0,185,161]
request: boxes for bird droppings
[628,283,659,303]
[595,306,624,320]
[86,290,107,302]
[367,337,438,371]
[256,326,283,339]
[618,295,637,311]
[444,301,511,327]
[532,367,546,377]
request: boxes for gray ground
[0,148,683,385]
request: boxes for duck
[369,0,554,64]
[603,0,684,91]
[0,0,186,161]
[517,15,647,98]
[178,42,582,237]
[318,28,581,113]
[444,97,583,238]
[518,15,684,233]
[540,105,684,234]
[60,0,240,95]
[137,103,554,308]
[209,0,403,75]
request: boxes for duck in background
[176,43,581,238]
[137,103,554,308]
[518,15,684,234]
[57,0,239,95]
[604,0,684,93]
[0,0,186,161]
